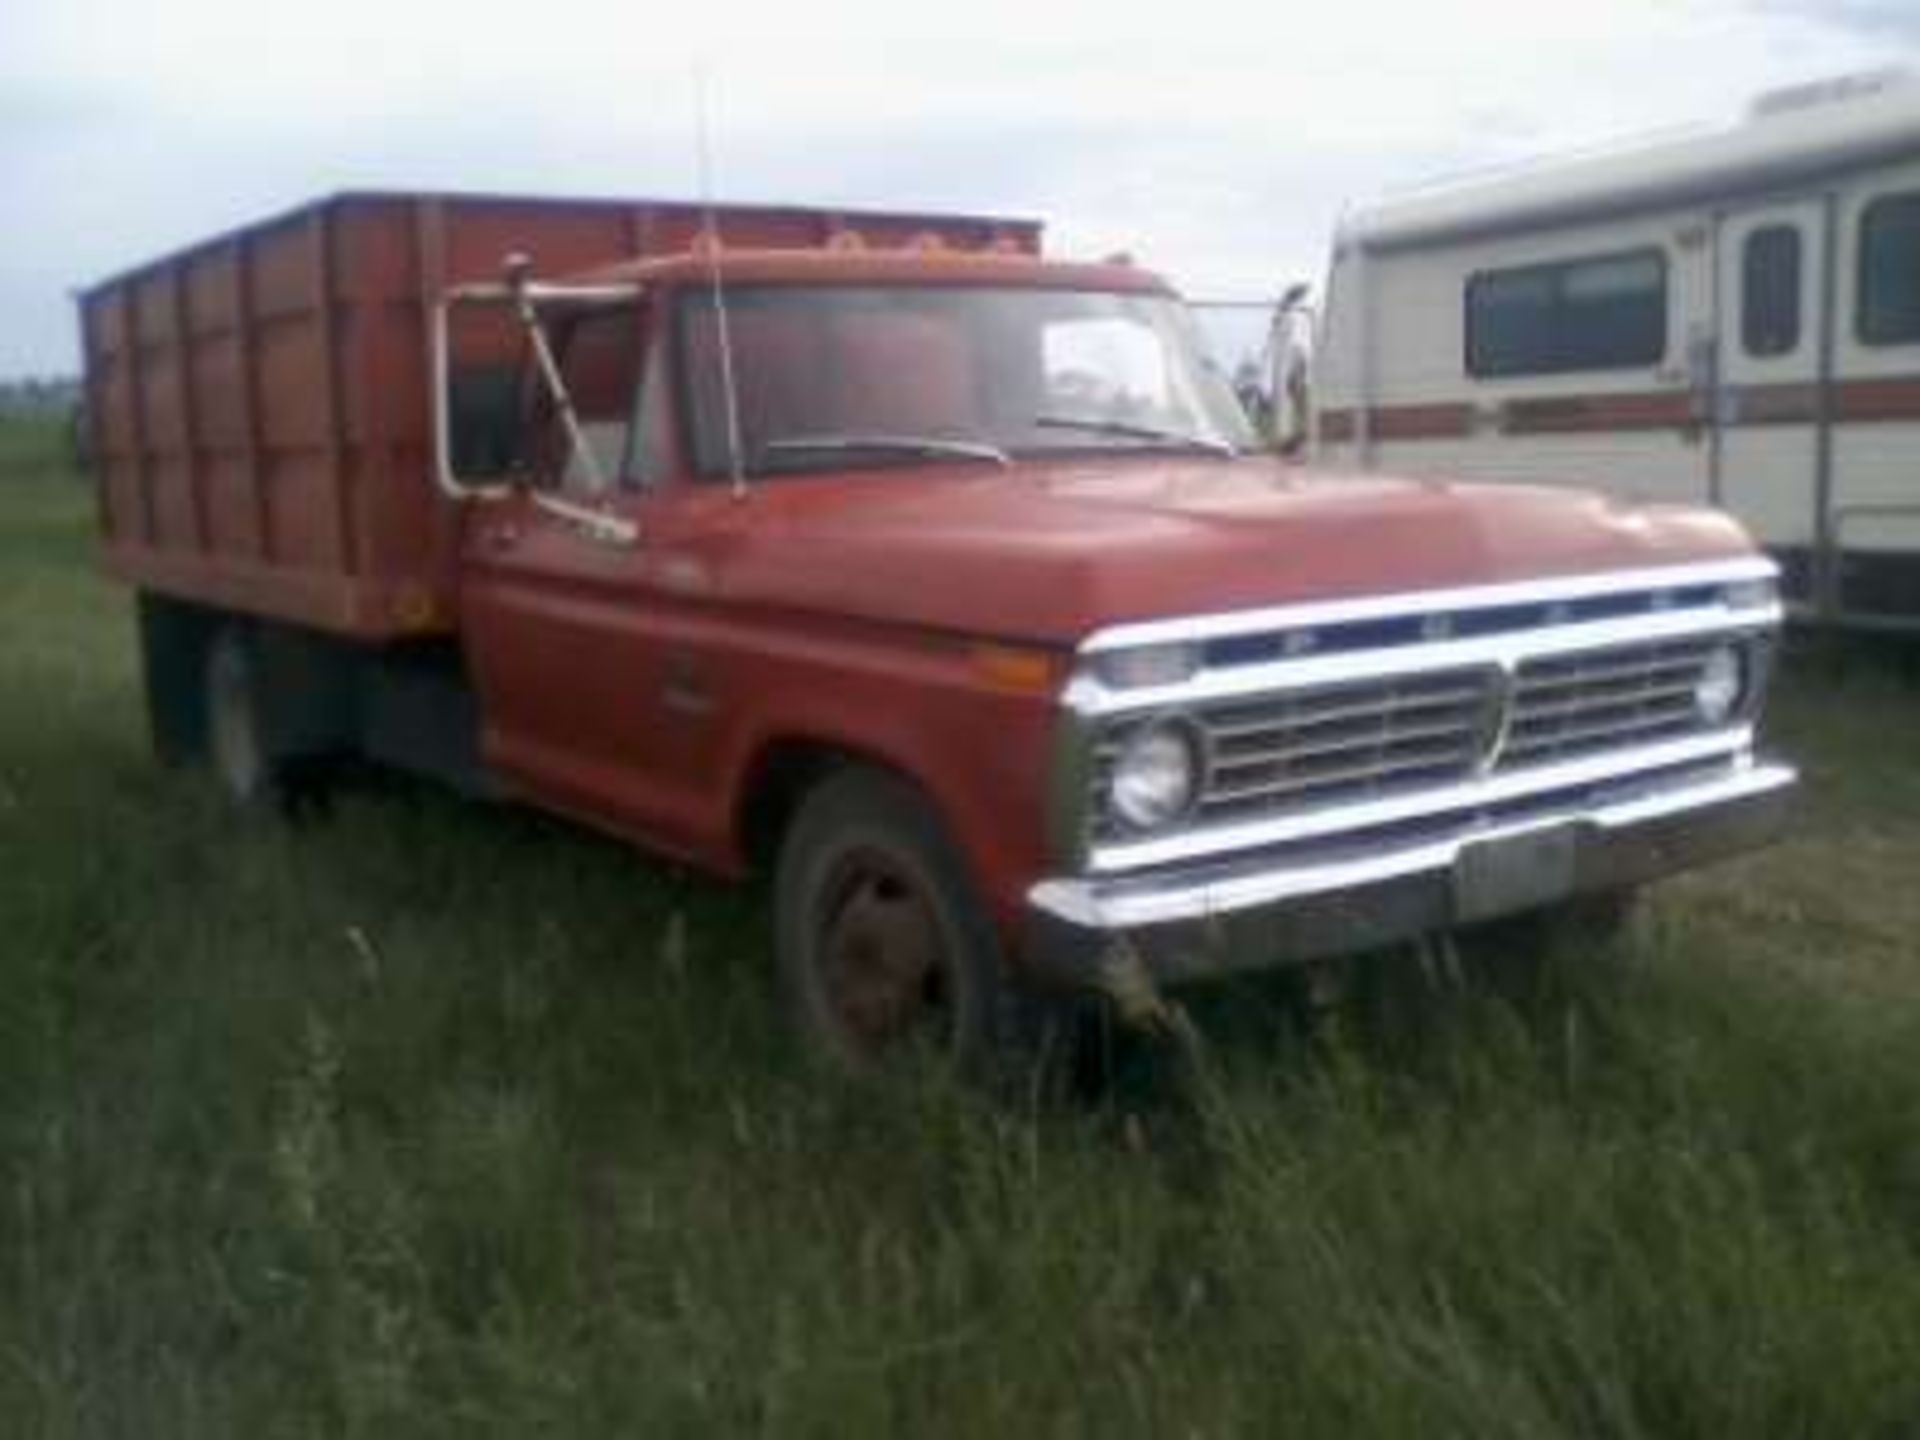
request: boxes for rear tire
[204,626,281,808]
[774,767,1004,1074]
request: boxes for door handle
[485,524,520,554]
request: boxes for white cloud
[1,0,1911,374]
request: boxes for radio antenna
[695,66,748,501]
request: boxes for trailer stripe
[1833,376,1920,422]
[1728,383,1820,426]
[1320,374,1920,442]
[1318,405,1475,442]
[1502,392,1696,434]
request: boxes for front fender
[713,628,1062,934]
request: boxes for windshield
[676,284,1254,478]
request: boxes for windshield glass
[676,284,1254,478]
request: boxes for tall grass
[1,434,1917,1436]
[0,411,73,479]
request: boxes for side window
[1465,248,1667,376]
[1859,192,1920,346]
[554,307,642,495]
[1742,225,1802,358]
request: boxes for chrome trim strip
[1078,556,1779,656]
[1067,603,1778,717]
[1086,726,1752,874]
[1030,760,1795,931]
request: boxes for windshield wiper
[761,434,1012,468]
[1033,414,1237,458]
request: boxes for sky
[1,0,1916,379]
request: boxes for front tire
[774,768,1004,1073]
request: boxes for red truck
[82,191,1796,1067]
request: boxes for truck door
[1712,197,1827,607]
[459,300,720,858]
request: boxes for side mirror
[447,364,529,481]
[1269,285,1314,458]
[433,286,525,501]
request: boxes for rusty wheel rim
[814,846,951,1056]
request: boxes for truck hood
[713,457,1757,647]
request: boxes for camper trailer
[1314,72,1920,628]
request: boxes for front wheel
[774,768,1004,1073]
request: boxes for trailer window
[1742,225,1802,358]
[1465,249,1667,376]
[1859,192,1920,346]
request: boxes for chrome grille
[1498,637,1717,769]
[1092,668,1495,838]
[1069,560,1780,873]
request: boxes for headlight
[1110,718,1202,830]
[1694,643,1745,724]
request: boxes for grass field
[3,415,1919,1437]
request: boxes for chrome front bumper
[1022,758,1796,988]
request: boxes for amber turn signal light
[969,644,1061,695]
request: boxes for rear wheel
[774,768,1003,1073]
[204,627,279,807]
